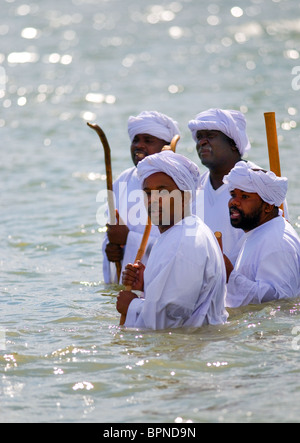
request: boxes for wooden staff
[214,231,223,253]
[264,112,284,215]
[264,112,281,176]
[87,122,122,282]
[119,134,180,326]
[119,216,152,325]
[162,134,180,152]
[126,217,152,277]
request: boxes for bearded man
[223,162,300,307]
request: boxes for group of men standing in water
[100,109,300,330]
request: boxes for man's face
[195,130,236,169]
[229,188,266,232]
[131,134,168,166]
[143,172,186,233]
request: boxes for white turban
[223,161,288,207]
[188,108,251,156]
[137,150,201,199]
[128,111,180,144]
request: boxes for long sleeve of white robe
[226,217,300,308]
[102,166,160,284]
[125,215,228,330]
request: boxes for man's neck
[209,170,226,190]
[244,213,280,233]
[158,210,191,234]
[209,157,243,190]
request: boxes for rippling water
[1,0,300,423]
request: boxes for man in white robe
[116,151,228,330]
[223,162,300,307]
[102,111,180,283]
[188,108,258,264]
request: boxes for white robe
[226,216,300,307]
[124,215,228,330]
[102,166,160,284]
[200,170,246,264]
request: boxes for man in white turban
[188,108,251,157]
[223,162,300,307]
[128,111,180,152]
[116,151,228,330]
[188,108,260,264]
[103,111,180,284]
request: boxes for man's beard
[230,204,263,231]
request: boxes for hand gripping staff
[87,122,122,282]
[119,134,180,326]
[264,112,285,216]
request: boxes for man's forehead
[231,188,260,197]
[196,129,222,135]
[143,172,178,189]
[133,133,165,141]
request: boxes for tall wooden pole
[264,112,284,214]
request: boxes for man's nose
[149,191,160,204]
[197,137,209,148]
[134,139,146,149]
[229,196,241,206]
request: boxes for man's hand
[116,291,138,317]
[122,261,145,291]
[105,243,123,263]
[107,223,129,246]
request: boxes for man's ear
[264,202,275,213]
[229,138,239,152]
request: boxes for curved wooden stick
[120,216,152,326]
[119,134,180,326]
[264,112,284,215]
[162,134,180,152]
[87,122,122,282]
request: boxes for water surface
[1,0,300,423]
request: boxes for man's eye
[197,133,215,140]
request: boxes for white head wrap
[137,150,201,200]
[128,111,180,144]
[223,161,288,207]
[188,108,251,156]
